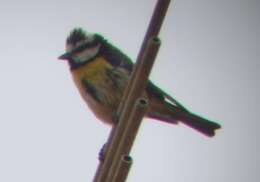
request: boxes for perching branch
[93,1,171,182]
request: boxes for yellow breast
[72,56,112,81]
[70,56,115,124]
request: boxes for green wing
[100,35,188,110]
[146,81,188,111]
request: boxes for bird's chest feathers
[71,57,117,123]
[72,57,111,80]
[71,57,113,98]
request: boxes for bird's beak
[58,52,72,60]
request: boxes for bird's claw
[98,143,107,162]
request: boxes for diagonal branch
[93,1,171,181]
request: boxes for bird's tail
[148,102,221,137]
[178,111,221,137]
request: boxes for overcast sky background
[0,0,259,181]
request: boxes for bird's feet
[98,143,107,162]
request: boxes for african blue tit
[58,28,221,137]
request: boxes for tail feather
[148,102,221,137]
[178,112,221,137]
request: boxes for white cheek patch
[65,32,95,52]
[74,44,100,63]
[75,32,95,48]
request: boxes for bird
[58,28,221,137]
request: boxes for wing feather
[99,35,187,111]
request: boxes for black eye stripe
[70,39,100,54]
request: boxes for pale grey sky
[0,0,259,181]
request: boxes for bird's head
[58,28,102,69]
